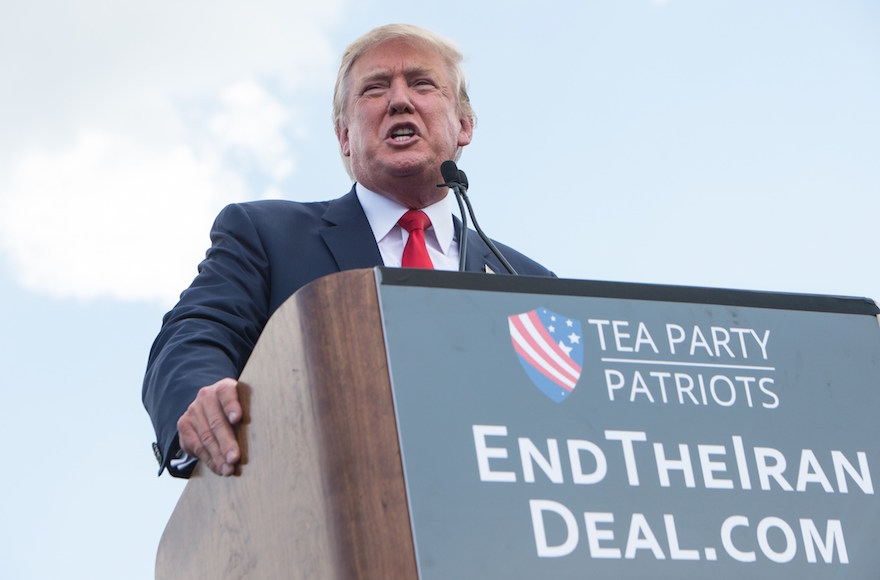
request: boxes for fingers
[208,379,242,469]
[177,378,242,476]
[215,377,243,426]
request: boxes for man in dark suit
[143,23,553,478]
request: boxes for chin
[383,158,435,179]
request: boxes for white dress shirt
[356,183,460,271]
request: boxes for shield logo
[508,307,583,403]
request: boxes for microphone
[437,160,518,275]
[441,160,465,190]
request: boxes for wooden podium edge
[155,269,417,579]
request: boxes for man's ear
[457,115,474,148]
[336,124,351,156]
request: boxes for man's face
[336,39,474,206]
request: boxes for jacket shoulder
[222,199,331,222]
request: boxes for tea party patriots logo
[508,307,583,403]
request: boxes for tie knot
[398,209,431,234]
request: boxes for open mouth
[389,126,416,142]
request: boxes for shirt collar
[355,182,456,255]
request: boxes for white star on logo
[568,332,580,344]
[558,340,573,355]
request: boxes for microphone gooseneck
[439,160,469,271]
[436,160,518,275]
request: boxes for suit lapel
[319,193,504,274]
[319,187,384,270]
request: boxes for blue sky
[1,1,878,578]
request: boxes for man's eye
[362,84,385,95]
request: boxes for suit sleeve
[142,203,271,476]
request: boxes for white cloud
[209,80,299,180]
[0,130,246,305]
[0,0,345,305]
[0,1,343,145]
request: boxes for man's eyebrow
[357,65,437,85]
[402,64,435,77]
[358,68,392,85]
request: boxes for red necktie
[398,210,434,269]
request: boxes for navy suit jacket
[142,186,553,475]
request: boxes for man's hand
[177,378,242,476]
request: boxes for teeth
[391,128,415,141]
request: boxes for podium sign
[377,269,880,579]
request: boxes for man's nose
[387,79,414,114]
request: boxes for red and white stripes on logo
[508,311,582,391]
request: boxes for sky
[1,1,878,578]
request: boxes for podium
[156,268,417,579]
[156,268,880,579]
